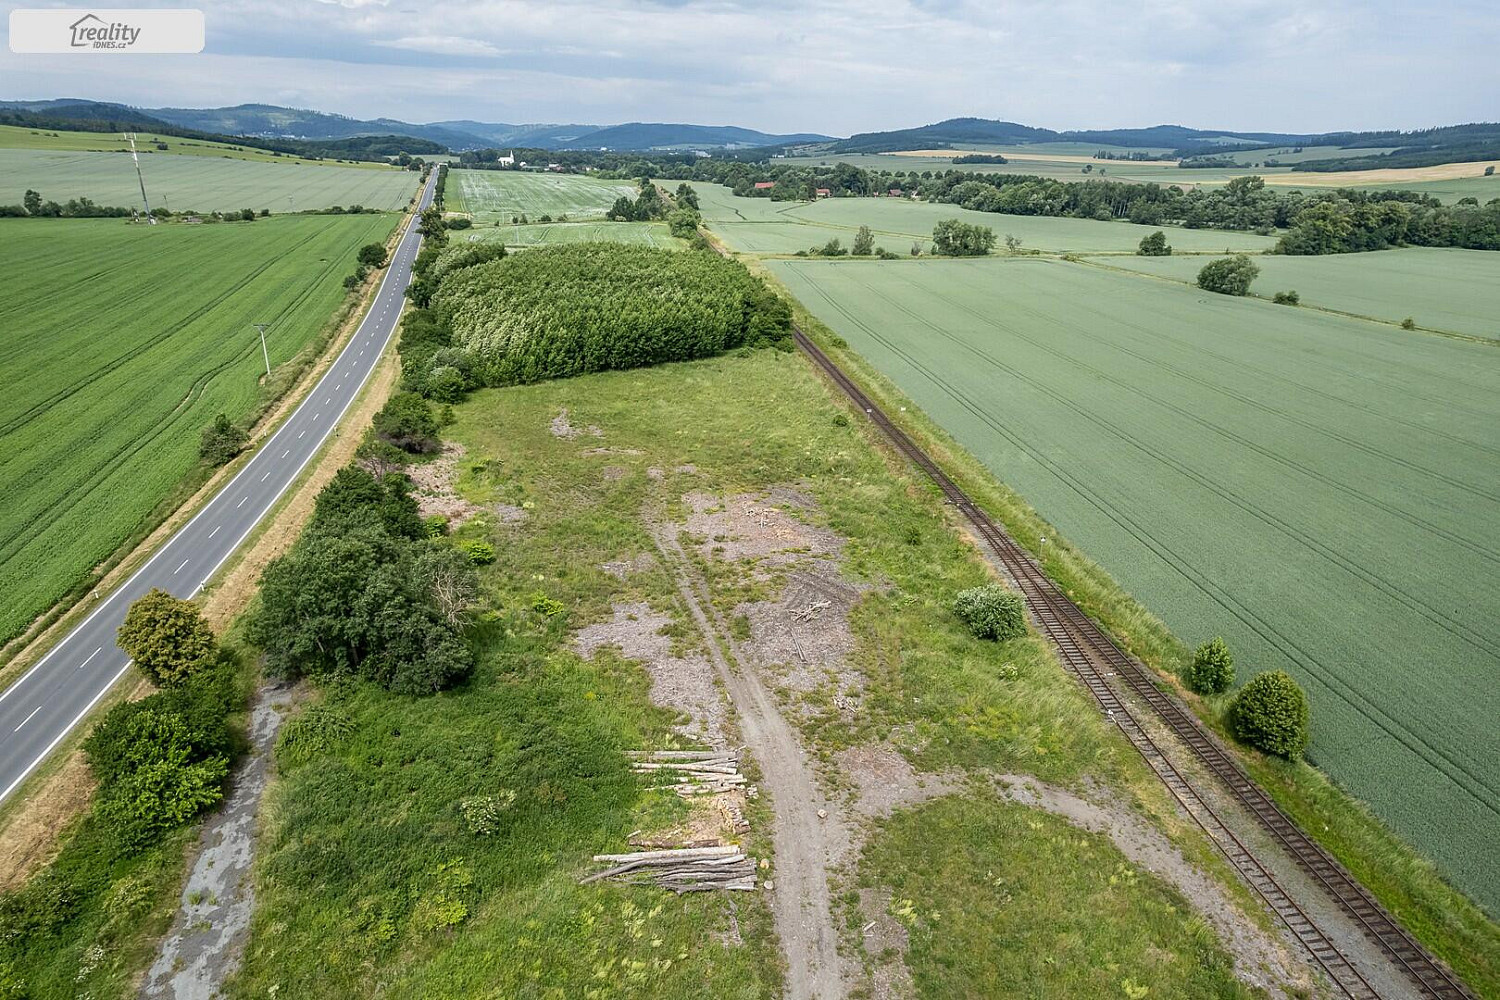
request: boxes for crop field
[692,183,1278,255]
[768,255,1500,912]
[0,213,397,642]
[1097,247,1500,341]
[0,149,418,212]
[459,219,676,247]
[448,168,637,223]
[0,122,386,166]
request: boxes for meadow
[767,254,1500,913]
[692,183,1278,255]
[1097,247,1500,341]
[460,219,675,247]
[0,122,387,166]
[448,168,638,222]
[230,348,1263,999]
[0,149,418,212]
[0,213,397,643]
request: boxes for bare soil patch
[549,408,602,440]
[682,489,842,569]
[601,552,656,580]
[401,441,482,528]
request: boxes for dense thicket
[432,243,791,385]
[248,464,477,694]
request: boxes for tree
[414,545,480,627]
[373,391,440,453]
[1196,254,1259,295]
[23,189,41,216]
[1004,234,1023,253]
[952,585,1026,641]
[667,207,702,239]
[932,219,997,256]
[356,438,409,478]
[199,412,248,465]
[1272,290,1300,305]
[1232,671,1310,759]
[117,589,217,687]
[851,225,874,256]
[675,183,700,209]
[358,242,389,269]
[1137,230,1172,256]
[1187,637,1235,694]
[91,709,228,848]
[310,466,425,540]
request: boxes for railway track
[792,325,1474,1000]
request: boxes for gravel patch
[404,442,481,528]
[601,552,656,580]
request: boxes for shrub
[1187,637,1235,694]
[852,225,874,256]
[1232,670,1310,759]
[463,539,496,565]
[91,709,229,848]
[357,242,389,269]
[1272,290,1300,305]
[356,438,408,477]
[433,243,791,384]
[1401,316,1417,330]
[373,391,440,453]
[309,466,424,540]
[1137,231,1172,256]
[276,705,355,767]
[932,219,996,256]
[199,412,249,466]
[423,514,450,538]
[1196,254,1259,295]
[459,790,517,835]
[953,585,1026,641]
[117,589,216,687]
[875,247,899,260]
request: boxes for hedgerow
[433,243,791,385]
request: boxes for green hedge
[433,243,791,385]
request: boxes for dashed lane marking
[79,647,101,670]
[14,706,41,733]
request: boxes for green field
[0,122,388,166]
[1097,247,1500,341]
[448,168,638,223]
[0,149,419,212]
[693,183,1278,255]
[768,255,1500,912]
[0,213,397,642]
[459,219,676,247]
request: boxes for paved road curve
[0,170,438,803]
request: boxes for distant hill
[429,120,602,148]
[145,104,486,149]
[553,122,832,150]
[0,98,168,129]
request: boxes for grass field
[1096,247,1500,341]
[692,183,1277,255]
[448,168,638,223]
[0,122,388,166]
[231,348,1265,998]
[0,213,397,643]
[0,149,418,212]
[459,219,676,247]
[767,255,1500,913]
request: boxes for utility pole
[253,324,271,378]
[124,133,155,224]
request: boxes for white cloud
[374,35,504,57]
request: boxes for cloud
[374,34,504,57]
[0,0,1493,134]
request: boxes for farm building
[816,188,832,198]
[753,181,775,190]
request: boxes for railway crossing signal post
[253,324,271,378]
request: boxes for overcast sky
[3,0,1496,135]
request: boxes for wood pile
[626,749,746,797]
[581,845,757,893]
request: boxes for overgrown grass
[229,348,1273,996]
[862,793,1261,999]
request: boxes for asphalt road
[0,169,438,804]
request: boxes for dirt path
[139,688,288,1000]
[651,525,849,1000]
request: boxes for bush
[424,513,450,537]
[433,243,791,385]
[357,242,389,269]
[1232,670,1310,759]
[276,705,355,767]
[117,589,216,687]
[463,539,496,565]
[1196,255,1260,295]
[373,391,440,453]
[1272,290,1300,305]
[952,585,1026,641]
[852,225,874,256]
[93,710,229,849]
[199,412,248,466]
[1137,230,1172,256]
[1401,316,1417,330]
[875,247,899,260]
[932,219,996,256]
[310,466,424,540]
[1187,637,1235,694]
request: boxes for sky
[2,0,1497,136]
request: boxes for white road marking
[208,525,221,538]
[281,449,290,459]
[14,706,41,732]
[79,647,101,670]
[298,430,305,439]
[261,471,271,482]
[314,412,320,420]
[236,496,248,508]
[325,397,331,405]
[335,384,342,391]
[174,559,190,574]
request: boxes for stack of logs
[581,845,757,894]
[626,749,746,797]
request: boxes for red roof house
[753,181,775,190]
